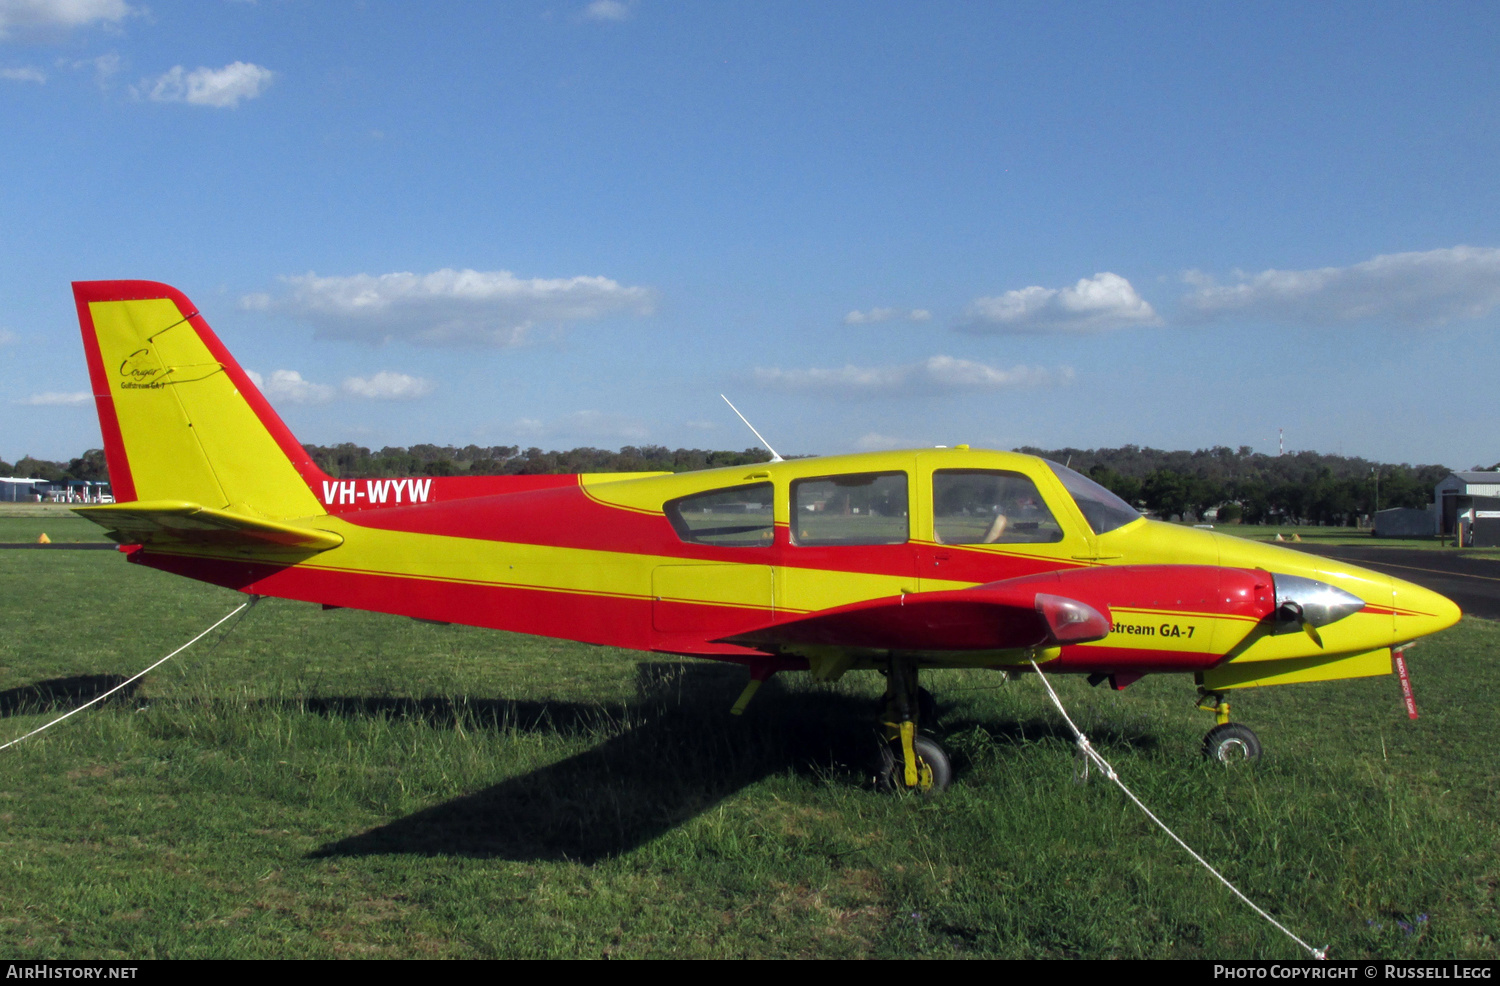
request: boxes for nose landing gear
[1197,690,1262,763]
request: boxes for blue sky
[3,0,1498,468]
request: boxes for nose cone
[1392,576,1462,643]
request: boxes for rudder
[74,280,328,521]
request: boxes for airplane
[67,279,1462,793]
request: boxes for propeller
[1270,574,1365,648]
[1276,600,1323,648]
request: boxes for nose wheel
[1202,722,1262,763]
[1197,690,1262,764]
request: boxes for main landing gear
[875,657,952,794]
[1197,690,1262,763]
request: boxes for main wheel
[1202,723,1262,763]
[876,733,953,794]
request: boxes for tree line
[8,442,1493,526]
[1021,445,1462,526]
[0,450,108,484]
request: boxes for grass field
[0,549,1496,959]
[0,504,112,544]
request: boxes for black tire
[877,733,953,794]
[916,686,939,726]
[1202,723,1262,764]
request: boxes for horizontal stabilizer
[717,584,1109,654]
[74,500,343,551]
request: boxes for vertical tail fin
[73,280,329,520]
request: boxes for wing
[717,584,1110,654]
[74,500,343,552]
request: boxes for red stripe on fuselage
[1052,644,1222,674]
[318,474,582,515]
[128,549,774,661]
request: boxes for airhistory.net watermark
[5,967,137,980]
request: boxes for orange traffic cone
[37,533,51,544]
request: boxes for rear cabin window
[932,469,1064,544]
[664,483,774,547]
[792,472,908,546]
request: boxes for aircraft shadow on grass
[305,662,1160,864]
[0,673,139,716]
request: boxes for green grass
[0,550,1495,958]
[0,504,112,544]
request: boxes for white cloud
[63,52,120,87]
[1,66,44,82]
[246,268,656,347]
[843,307,933,325]
[17,391,91,406]
[245,369,334,405]
[137,61,274,108]
[582,0,631,21]
[1179,246,1500,327]
[0,0,132,39]
[752,355,1074,397]
[514,410,649,442]
[962,272,1160,334]
[855,432,907,451]
[341,371,434,401]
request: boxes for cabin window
[664,483,775,546]
[1045,460,1142,535]
[791,472,908,546]
[932,470,1064,544]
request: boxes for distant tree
[1142,470,1192,521]
[13,456,64,482]
[67,449,109,482]
[1185,475,1226,521]
[1088,465,1142,507]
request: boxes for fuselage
[125,446,1461,691]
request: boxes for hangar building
[0,477,45,502]
[1435,471,1500,547]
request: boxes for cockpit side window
[933,469,1064,544]
[791,472,908,546]
[664,483,775,546]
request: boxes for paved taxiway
[1289,544,1500,621]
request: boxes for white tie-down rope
[0,597,257,753]
[1027,659,1327,961]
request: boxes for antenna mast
[720,395,783,462]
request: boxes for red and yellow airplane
[69,280,1461,792]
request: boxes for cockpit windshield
[1045,460,1142,535]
